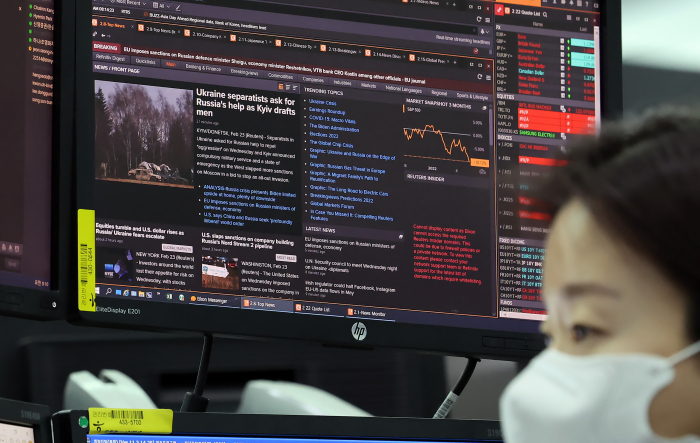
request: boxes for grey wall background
[621,65,700,113]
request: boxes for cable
[433,358,480,419]
[180,333,214,412]
[193,333,213,396]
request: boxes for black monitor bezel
[65,0,623,359]
[0,0,73,321]
[52,411,502,442]
[0,398,51,443]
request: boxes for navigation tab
[301,75,327,85]
[132,56,160,67]
[330,78,357,88]
[454,91,491,101]
[242,297,295,313]
[428,89,450,98]
[93,52,130,64]
[267,72,298,82]
[183,62,224,74]
[161,59,180,69]
[359,81,380,90]
[229,67,262,78]
[383,84,424,95]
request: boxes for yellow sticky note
[88,409,174,435]
[78,209,96,312]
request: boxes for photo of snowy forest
[94,81,194,188]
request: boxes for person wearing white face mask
[499,111,700,443]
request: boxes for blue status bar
[88,436,499,443]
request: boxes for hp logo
[351,322,367,341]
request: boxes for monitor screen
[0,0,55,291]
[75,0,618,355]
[0,421,36,443]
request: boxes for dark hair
[538,109,700,341]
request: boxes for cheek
[613,295,689,355]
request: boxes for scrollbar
[594,26,601,133]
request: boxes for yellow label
[88,409,174,435]
[470,158,490,168]
[78,209,96,312]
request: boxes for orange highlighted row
[520,211,551,221]
[519,156,568,167]
[519,116,595,126]
[521,121,596,128]
[499,0,541,6]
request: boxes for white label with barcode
[433,392,459,419]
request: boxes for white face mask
[500,342,700,443]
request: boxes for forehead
[542,201,633,332]
[545,200,622,279]
[543,199,677,306]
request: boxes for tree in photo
[94,88,113,178]
[94,82,194,187]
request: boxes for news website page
[85,0,601,334]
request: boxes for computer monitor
[0,398,51,443]
[68,0,622,358]
[0,0,68,319]
[52,412,503,443]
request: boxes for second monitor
[0,0,69,320]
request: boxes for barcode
[434,399,453,419]
[433,392,458,419]
[109,410,144,419]
[80,243,88,285]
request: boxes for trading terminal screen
[83,0,603,333]
[0,0,54,291]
